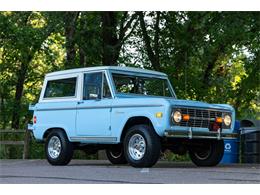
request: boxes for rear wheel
[188,139,224,166]
[45,129,74,166]
[124,125,161,168]
[106,144,127,165]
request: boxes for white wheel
[48,136,61,159]
[124,125,161,168]
[45,130,74,166]
[128,134,146,160]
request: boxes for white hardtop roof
[46,66,167,77]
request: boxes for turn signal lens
[215,117,222,123]
[155,112,163,118]
[183,114,190,121]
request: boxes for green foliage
[0,131,25,159]
[28,141,45,159]
[0,145,24,159]
[162,150,190,162]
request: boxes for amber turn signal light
[182,114,190,121]
[155,112,163,118]
[215,117,222,123]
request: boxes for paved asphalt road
[0,160,260,184]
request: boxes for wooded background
[0,11,259,130]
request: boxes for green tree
[0,12,64,128]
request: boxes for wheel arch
[120,116,157,142]
[43,127,68,141]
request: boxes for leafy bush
[161,150,190,162]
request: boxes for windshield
[112,73,174,97]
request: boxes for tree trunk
[79,47,86,67]
[78,12,88,67]
[154,11,161,65]
[11,62,28,129]
[203,45,224,85]
[101,12,138,66]
[64,12,79,68]
[101,12,119,65]
[0,94,7,129]
[138,12,161,71]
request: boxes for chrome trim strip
[70,136,117,142]
[217,128,221,140]
[188,127,192,139]
[78,104,163,109]
[36,107,75,111]
[36,104,163,111]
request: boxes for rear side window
[44,77,77,98]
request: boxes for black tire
[124,125,161,168]
[188,139,224,167]
[45,129,74,166]
[106,144,127,165]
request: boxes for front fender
[111,108,167,140]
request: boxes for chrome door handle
[77,101,84,105]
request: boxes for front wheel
[124,125,161,168]
[45,130,74,166]
[188,139,224,166]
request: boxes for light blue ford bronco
[28,66,236,167]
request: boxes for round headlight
[224,114,231,126]
[172,111,182,123]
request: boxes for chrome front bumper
[165,129,238,140]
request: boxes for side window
[83,72,102,100]
[44,77,77,98]
[83,72,112,100]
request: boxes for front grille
[174,107,224,129]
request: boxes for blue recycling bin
[220,120,240,164]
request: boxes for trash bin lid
[240,119,260,128]
[240,127,260,134]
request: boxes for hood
[166,99,234,112]
[115,93,234,112]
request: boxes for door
[76,71,112,136]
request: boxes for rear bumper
[165,129,238,140]
[27,123,34,131]
[27,123,42,142]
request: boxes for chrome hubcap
[48,136,61,159]
[128,134,146,160]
